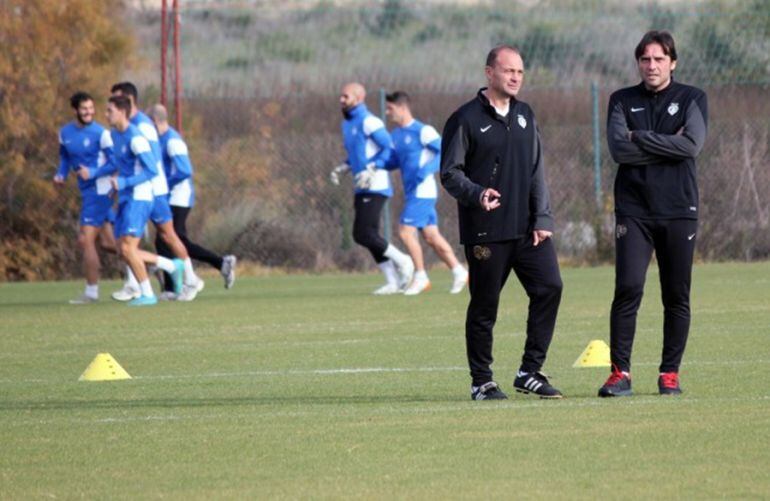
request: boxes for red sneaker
[658,372,682,395]
[598,366,632,397]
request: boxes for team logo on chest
[351,127,358,135]
[404,135,412,145]
[122,145,128,154]
[667,102,679,116]
[517,114,527,129]
[83,138,91,147]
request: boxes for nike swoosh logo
[480,125,492,133]
[688,234,696,240]
[630,107,645,112]
[362,198,371,203]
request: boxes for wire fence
[18,0,770,279]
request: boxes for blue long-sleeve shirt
[131,111,169,196]
[93,124,157,203]
[56,121,114,196]
[341,103,394,197]
[388,119,441,201]
[159,126,195,208]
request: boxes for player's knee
[614,281,644,301]
[352,227,372,247]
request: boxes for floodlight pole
[173,0,182,133]
[160,0,168,106]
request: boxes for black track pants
[610,216,697,373]
[352,193,389,264]
[464,237,563,386]
[156,205,224,292]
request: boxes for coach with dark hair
[599,30,708,397]
[441,45,563,401]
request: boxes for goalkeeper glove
[329,163,350,185]
[354,162,377,190]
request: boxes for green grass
[1,262,769,499]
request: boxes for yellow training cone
[79,353,132,381]
[572,340,611,368]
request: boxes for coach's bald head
[340,82,366,113]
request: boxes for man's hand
[77,165,90,181]
[354,162,377,190]
[329,163,350,185]
[533,229,552,247]
[53,174,65,187]
[479,188,501,211]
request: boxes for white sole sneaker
[111,286,141,302]
[404,280,431,296]
[373,283,401,295]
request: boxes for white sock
[183,258,199,285]
[139,279,154,297]
[452,264,467,276]
[126,266,139,289]
[84,284,99,299]
[156,256,176,274]
[378,260,398,286]
[383,244,409,268]
[414,270,428,281]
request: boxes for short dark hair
[108,95,132,117]
[110,81,139,102]
[70,91,93,109]
[385,90,410,106]
[635,30,677,61]
[486,44,521,68]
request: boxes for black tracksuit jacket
[440,89,553,245]
[607,79,708,219]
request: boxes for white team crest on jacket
[667,102,679,116]
[517,114,527,129]
[404,135,412,144]
[83,138,91,147]
[351,127,358,135]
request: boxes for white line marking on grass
[1,360,768,385]
[134,366,468,380]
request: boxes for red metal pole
[173,0,182,133]
[160,0,168,106]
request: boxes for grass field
[1,262,769,499]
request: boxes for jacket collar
[638,76,676,97]
[344,103,368,120]
[477,87,515,123]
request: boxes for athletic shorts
[399,198,438,229]
[150,194,174,225]
[115,199,152,238]
[80,194,114,227]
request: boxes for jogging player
[54,91,118,304]
[384,91,468,296]
[599,30,708,397]
[330,82,414,295]
[110,82,202,301]
[82,96,178,306]
[441,45,563,401]
[149,103,237,297]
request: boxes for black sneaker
[471,381,508,401]
[658,372,682,395]
[598,367,633,397]
[513,372,563,399]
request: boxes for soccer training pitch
[1,262,768,499]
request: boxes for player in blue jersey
[109,82,202,301]
[53,91,118,304]
[330,82,413,295]
[79,96,183,306]
[384,91,468,296]
[149,104,237,294]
